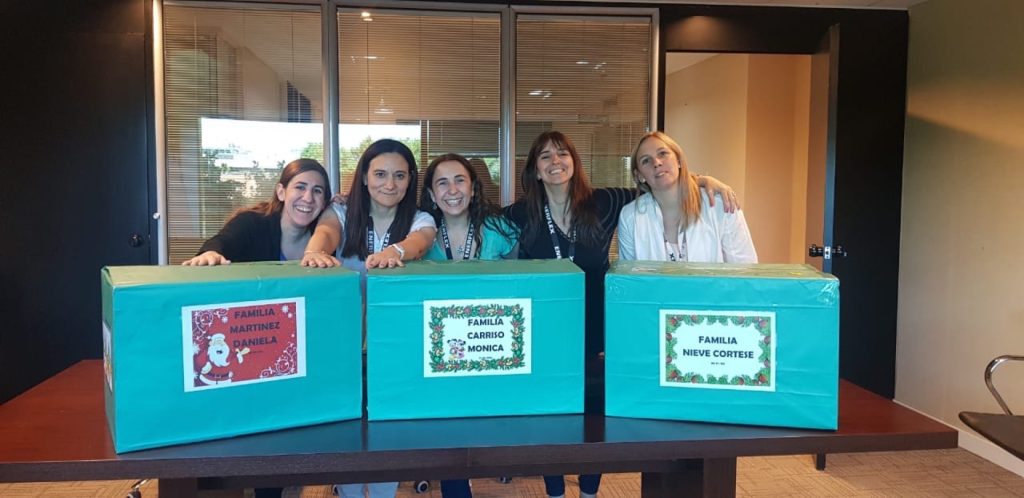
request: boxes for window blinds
[164,4,322,263]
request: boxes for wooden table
[0,361,956,497]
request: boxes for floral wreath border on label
[665,313,772,387]
[428,304,526,373]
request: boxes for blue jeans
[440,479,472,498]
[544,474,601,496]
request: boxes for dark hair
[519,131,601,248]
[419,153,515,258]
[340,139,419,260]
[246,158,330,233]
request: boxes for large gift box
[366,259,584,421]
[101,262,362,452]
[605,262,839,430]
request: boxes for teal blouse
[424,215,519,261]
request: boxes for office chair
[958,355,1024,460]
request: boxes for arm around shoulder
[695,173,740,213]
[616,203,637,261]
[502,201,528,230]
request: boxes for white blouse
[617,191,757,263]
[331,203,437,282]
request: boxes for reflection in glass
[164,6,323,263]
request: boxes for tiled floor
[2,449,1022,497]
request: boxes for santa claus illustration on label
[197,333,248,386]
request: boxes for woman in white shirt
[300,139,435,498]
[617,131,757,263]
[302,138,437,273]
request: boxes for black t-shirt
[198,210,283,262]
[505,188,635,359]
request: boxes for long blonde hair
[631,131,702,228]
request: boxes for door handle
[129,233,145,248]
[808,244,847,260]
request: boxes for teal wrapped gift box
[101,262,362,452]
[366,259,585,421]
[605,262,839,430]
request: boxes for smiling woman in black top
[184,158,330,266]
[505,132,633,361]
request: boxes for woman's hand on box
[365,246,404,269]
[182,251,230,266]
[301,250,340,268]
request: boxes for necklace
[665,234,687,262]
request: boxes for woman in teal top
[419,153,518,262]
[417,153,517,498]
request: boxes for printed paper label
[660,310,776,391]
[424,299,531,377]
[182,298,306,392]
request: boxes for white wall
[664,53,812,264]
[898,0,1024,475]
[665,54,749,202]
[745,55,811,264]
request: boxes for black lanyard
[544,203,575,261]
[440,218,475,260]
[366,218,393,254]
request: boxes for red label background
[190,302,298,387]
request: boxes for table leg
[158,479,246,498]
[158,478,198,498]
[815,453,827,471]
[200,490,245,498]
[641,457,737,498]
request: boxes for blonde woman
[617,131,757,263]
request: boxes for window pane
[164,5,322,263]
[515,15,651,200]
[516,15,651,259]
[338,9,501,201]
